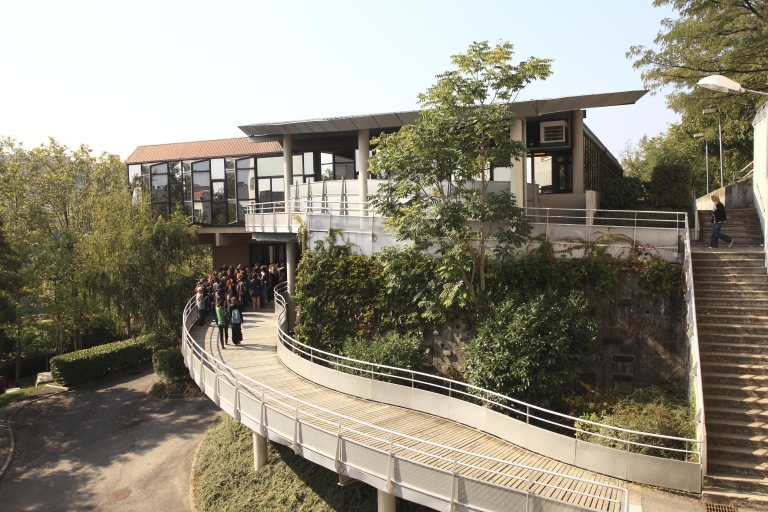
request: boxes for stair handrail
[275,282,700,459]
[181,298,629,512]
[683,213,707,476]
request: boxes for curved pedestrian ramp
[183,302,628,511]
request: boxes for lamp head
[693,133,705,138]
[703,108,719,115]
[697,75,745,95]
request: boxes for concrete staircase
[693,207,768,502]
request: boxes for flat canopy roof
[238,90,647,138]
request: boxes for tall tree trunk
[73,325,82,351]
[57,318,63,355]
[15,333,21,385]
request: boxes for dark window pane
[226,171,236,200]
[192,160,210,171]
[183,173,192,201]
[225,158,235,170]
[227,200,237,223]
[170,181,183,203]
[168,161,181,181]
[151,174,168,201]
[193,202,211,224]
[142,164,150,175]
[212,203,227,225]
[334,154,353,164]
[193,172,211,201]
[236,170,251,200]
[182,161,192,173]
[184,202,194,221]
[212,181,225,201]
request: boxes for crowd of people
[194,262,287,349]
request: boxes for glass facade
[133,150,341,226]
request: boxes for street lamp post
[702,108,724,189]
[694,133,709,194]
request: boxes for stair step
[704,405,768,423]
[697,298,768,307]
[708,444,768,465]
[698,323,768,335]
[694,259,766,268]
[708,431,768,449]
[694,267,767,276]
[704,394,768,409]
[701,341,768,353]
[703,372,768,387]
[707,457,768,477]
[695,282,768,292]
[698,308,768,319]
[704,473,768,495]
[703,382,768,398]
[701,351,768,364]
[706,417,768,435]
[702,360,768,375]
[696,290,768,299]
[694,274,768,283]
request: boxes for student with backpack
[229,296,244,345]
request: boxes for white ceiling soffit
[238,90,647,137]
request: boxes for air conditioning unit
[540,121,568,144]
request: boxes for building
[126,90,647,268]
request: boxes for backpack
[231,308,242,324]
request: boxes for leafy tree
[464,291,600,407]
[627,0,765,185]
[370,41,551,316]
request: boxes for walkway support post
[283,134,293,206]
[510,119,525,206]
[357,129,370,215]
[572,110,585,195]
[286,241,297,330]
[253,432,268,471]
[377,489,396,512]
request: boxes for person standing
[215,299,228,349]
[228,296,244,345]
[710,194,734,248]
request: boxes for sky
[0,0,679,160]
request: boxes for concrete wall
[696,179,754,211]
[212,243,249,269]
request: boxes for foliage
[626,0,762,188]
[142,331,180,351]
[294,236,429,352]
[567,386,695,461]
[649,164,693,209]
[147,379,202,399]
[0,385,49,410]
[464,291,600,407]
[341,332,425,381]
[638,258,682,295]
[370,41,549,315]
[194,414,430,512]
[0,222,21,326]
[49,336,152,386]
[152,348,188,383]
[600,177,646,210]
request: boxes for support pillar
[283,134,293,203]
[510,119,525,206]
[357,129,370,215]
[286,241,297,330]
[377,489,396,512]
[253,432,268,471]
[572,110,584,194]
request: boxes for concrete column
[572,110,585,194]
[377,489,396,512]
[510,119,525,206]
[286,241,297,330]
[283,134,293,201]
[253,432,268,471]
[357,129,370,215]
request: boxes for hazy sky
[0,0,679,160]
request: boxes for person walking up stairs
[693,206,768,504]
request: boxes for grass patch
[0,385,47,410]
[194,415,431,512]
[564,386,696,461]
[147,379,203,400]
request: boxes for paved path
[193,306,627,511]
[0,364,217,511]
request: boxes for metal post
[705,140,709,194]
[717,111,724,188]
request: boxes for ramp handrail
[182,299,628,512]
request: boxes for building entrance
[250,244,286,266]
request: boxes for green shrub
[638,258,682,295]
[465,291,600,407]
[341,332,425,381]
[649,164,693,209]
[567,387,695,461]
[143,331,179,351]
[152,348,189,383]
[600,177,646,210]
[50,336,152,386]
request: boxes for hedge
[601,177,646,210]
[649,164,693,209]
[50,336,152,386]
[153,348,189,383]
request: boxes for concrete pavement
[0,364,217,511]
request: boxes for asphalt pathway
[0,364,217,511]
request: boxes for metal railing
[181,299,628,512]
[244,200,376,234]
[733,161,754,183]
[682,213,707,475]
[274,282,700,461]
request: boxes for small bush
[566,387,695,461]
[649,164,693,209]
[143,331,179,351]
[152,348,189,383]
[50,336,152,387]
[600,177,646,210]
[148,380,202,399]
[341,332,425,381]
[638,258,682,295]
[465,291,600,407]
